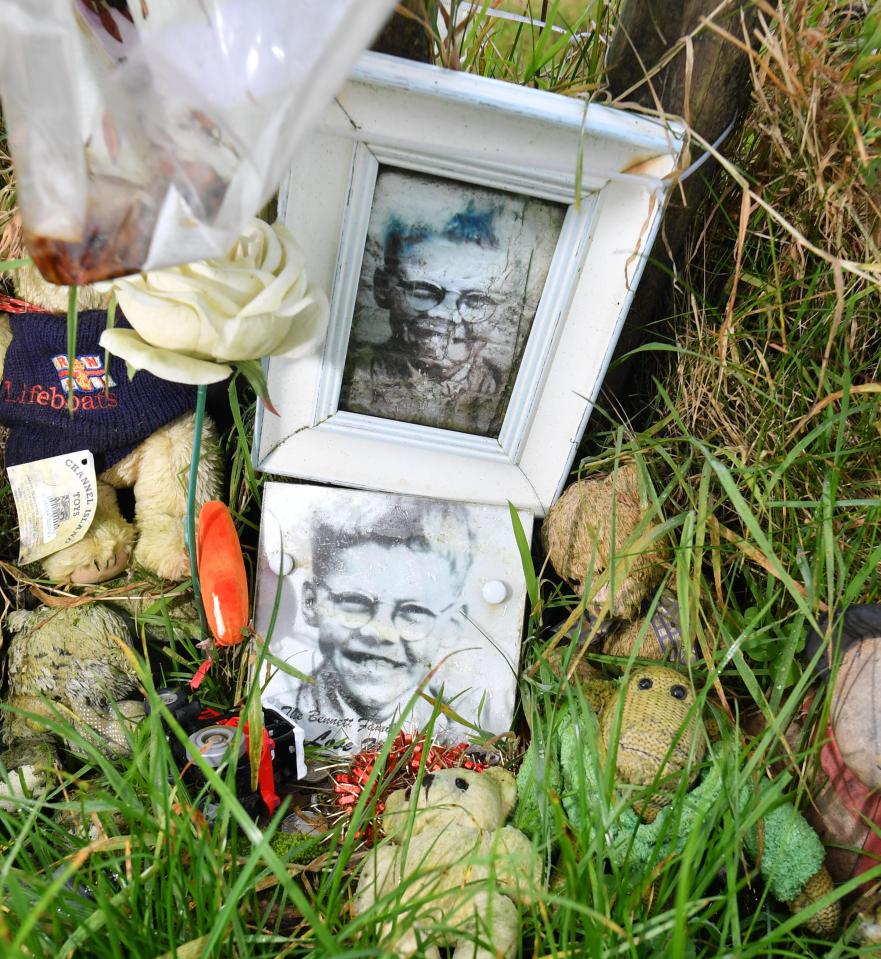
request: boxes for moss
[235,827,325,866]
[268,829,325,864]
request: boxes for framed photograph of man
[254,52,684,515]
[252,482,532,753]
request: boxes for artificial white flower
[99,219,328,384]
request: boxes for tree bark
[607,0,756,144]
[600,0,758,410]
[372,1,432,63]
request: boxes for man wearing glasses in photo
[294,497,476,746]
[340,197,533,438]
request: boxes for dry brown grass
[667,0,881,479]
[599,0,881,636]
[0,120,18,265]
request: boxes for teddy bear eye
[670,685,687,700]
[637,677,653,690]
[405,786,412,800]
[454,777,469,791]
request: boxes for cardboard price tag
[8,451,98,563]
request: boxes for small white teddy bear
[355,767,540,959]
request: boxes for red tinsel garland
[332,731,487,841]
[0,294,45,314]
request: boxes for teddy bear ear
[703,716,722,742]
[481,767,517,818]
[7,609,35,635]
[614,461,639,493]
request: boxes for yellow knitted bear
[517,665,841,936]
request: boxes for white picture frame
[254,52,683,515]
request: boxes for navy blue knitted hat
[1,310,197,472]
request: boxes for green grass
[5,398,880,955]
[408,0,616,94]
[0,615,873,957]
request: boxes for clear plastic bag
[0,0,396,284]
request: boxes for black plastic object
[803,604,881,679]
[146,686,301,817]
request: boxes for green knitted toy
[517,665,840,935]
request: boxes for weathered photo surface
[338,167,567,437]
[253,482,531,752]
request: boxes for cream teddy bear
[0,259,222,583]
[355,767,540,959]
[544,463,688,661]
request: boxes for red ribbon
[190,657,213,690]
[332,731,487,842]
[0,294,45,314]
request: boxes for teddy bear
[0,603,143,809]
[785,605,881,944]
[543,462,688,661]
[516,664,841,936]
[0,256,222,583]
[797,606,881,882]
[354,766,541,959]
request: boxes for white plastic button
[482,580,508,605]
[267,551,295,576]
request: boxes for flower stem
[187,384,208,642]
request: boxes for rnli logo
[51,355,117,394]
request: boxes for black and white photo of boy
[254,484,529,751]
[296,495,473,737]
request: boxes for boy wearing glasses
[339,171,563,437]
[293,497,475,747]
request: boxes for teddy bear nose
[423,773,435,791]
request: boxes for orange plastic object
[197,501,249,647]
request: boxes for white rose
[99,219,328,384]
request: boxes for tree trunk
[372,1,432,63]
[601,0,758,410]
[607,0,756,144]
